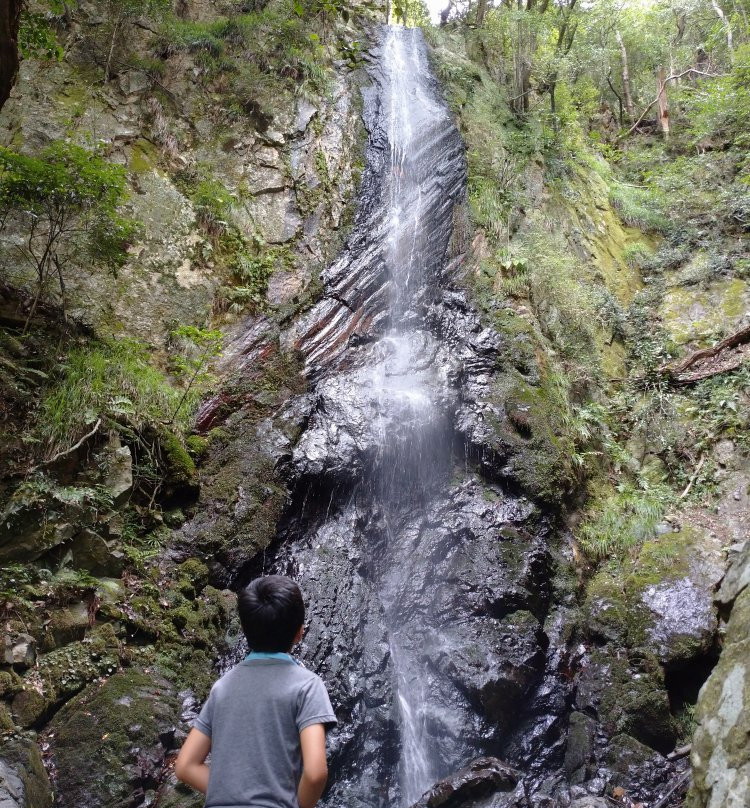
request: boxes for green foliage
[0,142,127,218]
[167,325,223,424]
[40,339,185,456]
[161,2,333,107]
[609,183,671,234]
[0,142,135,321]
[622,241,652,269]
[19,10,63,61]
[682,364,750,452]
[683,45,750,148]
[577,481,672,561]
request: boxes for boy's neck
[244,650,297,663]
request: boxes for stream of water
[264,25,556,808]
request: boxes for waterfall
[261,23,562,808]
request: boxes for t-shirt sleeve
[192,686,215,737]
[296,675,337,733]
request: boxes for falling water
[372,26,454,803]
[262,23,546,808]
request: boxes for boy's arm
[175,727,212,794]
[297,724,328,808]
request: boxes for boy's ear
[293,624,305,645]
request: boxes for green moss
[0,669,24,698]
[12,623,120,728]
[595,650,678,753]
[129,139,158,174]
[51,670,180,807]
[159,429,197,487]
[177,558,210,597]
[186,434,209,459]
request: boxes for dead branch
[37,417,102,468]
[659,323,750,384]
[680,455,705,499]
[621,68,726,138]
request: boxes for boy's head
[237,575,305,652]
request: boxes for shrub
[0,142,137,327]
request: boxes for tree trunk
[0,0,22,110]
[475,0,488,26]
[656,66,670,140]
[711,0,734,63]
[616,29,634,122]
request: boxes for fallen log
[660,323,750,385]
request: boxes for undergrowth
[39,339,195,457]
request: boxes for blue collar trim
[244,651,299,664]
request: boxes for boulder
[67,529,124,577]
[0,735,53,808]
[50,670,181,808]
[102,444,133,506]
[40,602,91,651]
[409,758,521,808]
[3,631,36,670]
[12,624,120,728]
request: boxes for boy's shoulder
[212,658,323,694]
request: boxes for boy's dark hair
[237,575,305,652]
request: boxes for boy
[175,575,337,808]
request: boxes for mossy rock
[185,434,209,460]
[583,567,628,645]
[484,373,577,505]
[40,602,90,651]
[156,429,199,503]
[0,733,53,808]
[176,557,210,598]
[0,670,24,698]
[50,670,180,808]
[597,653,678,754]
[12,624,120,728]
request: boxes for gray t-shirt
[193,657,337,808]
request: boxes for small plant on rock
[0,142,137,330]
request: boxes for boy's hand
[175,728,212,794]
[297,724,328,808]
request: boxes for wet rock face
[408,757,522,808]
[255,25,573,808]
[268,477,559,808]
[688,540,750,808]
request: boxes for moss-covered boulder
[688,546,750,808]
[12,623,120,728]
[50,670,181,808]
[0,734,53,808]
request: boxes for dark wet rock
[409,758,521,808]
[0,734,53,808]
[50,670,181,808]
[569,799,610,808]
[574,652,678,755]
[605,733,669,796]
[563,712,596,781]
[640,575,718,666]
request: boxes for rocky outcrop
[688,539,750,808]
